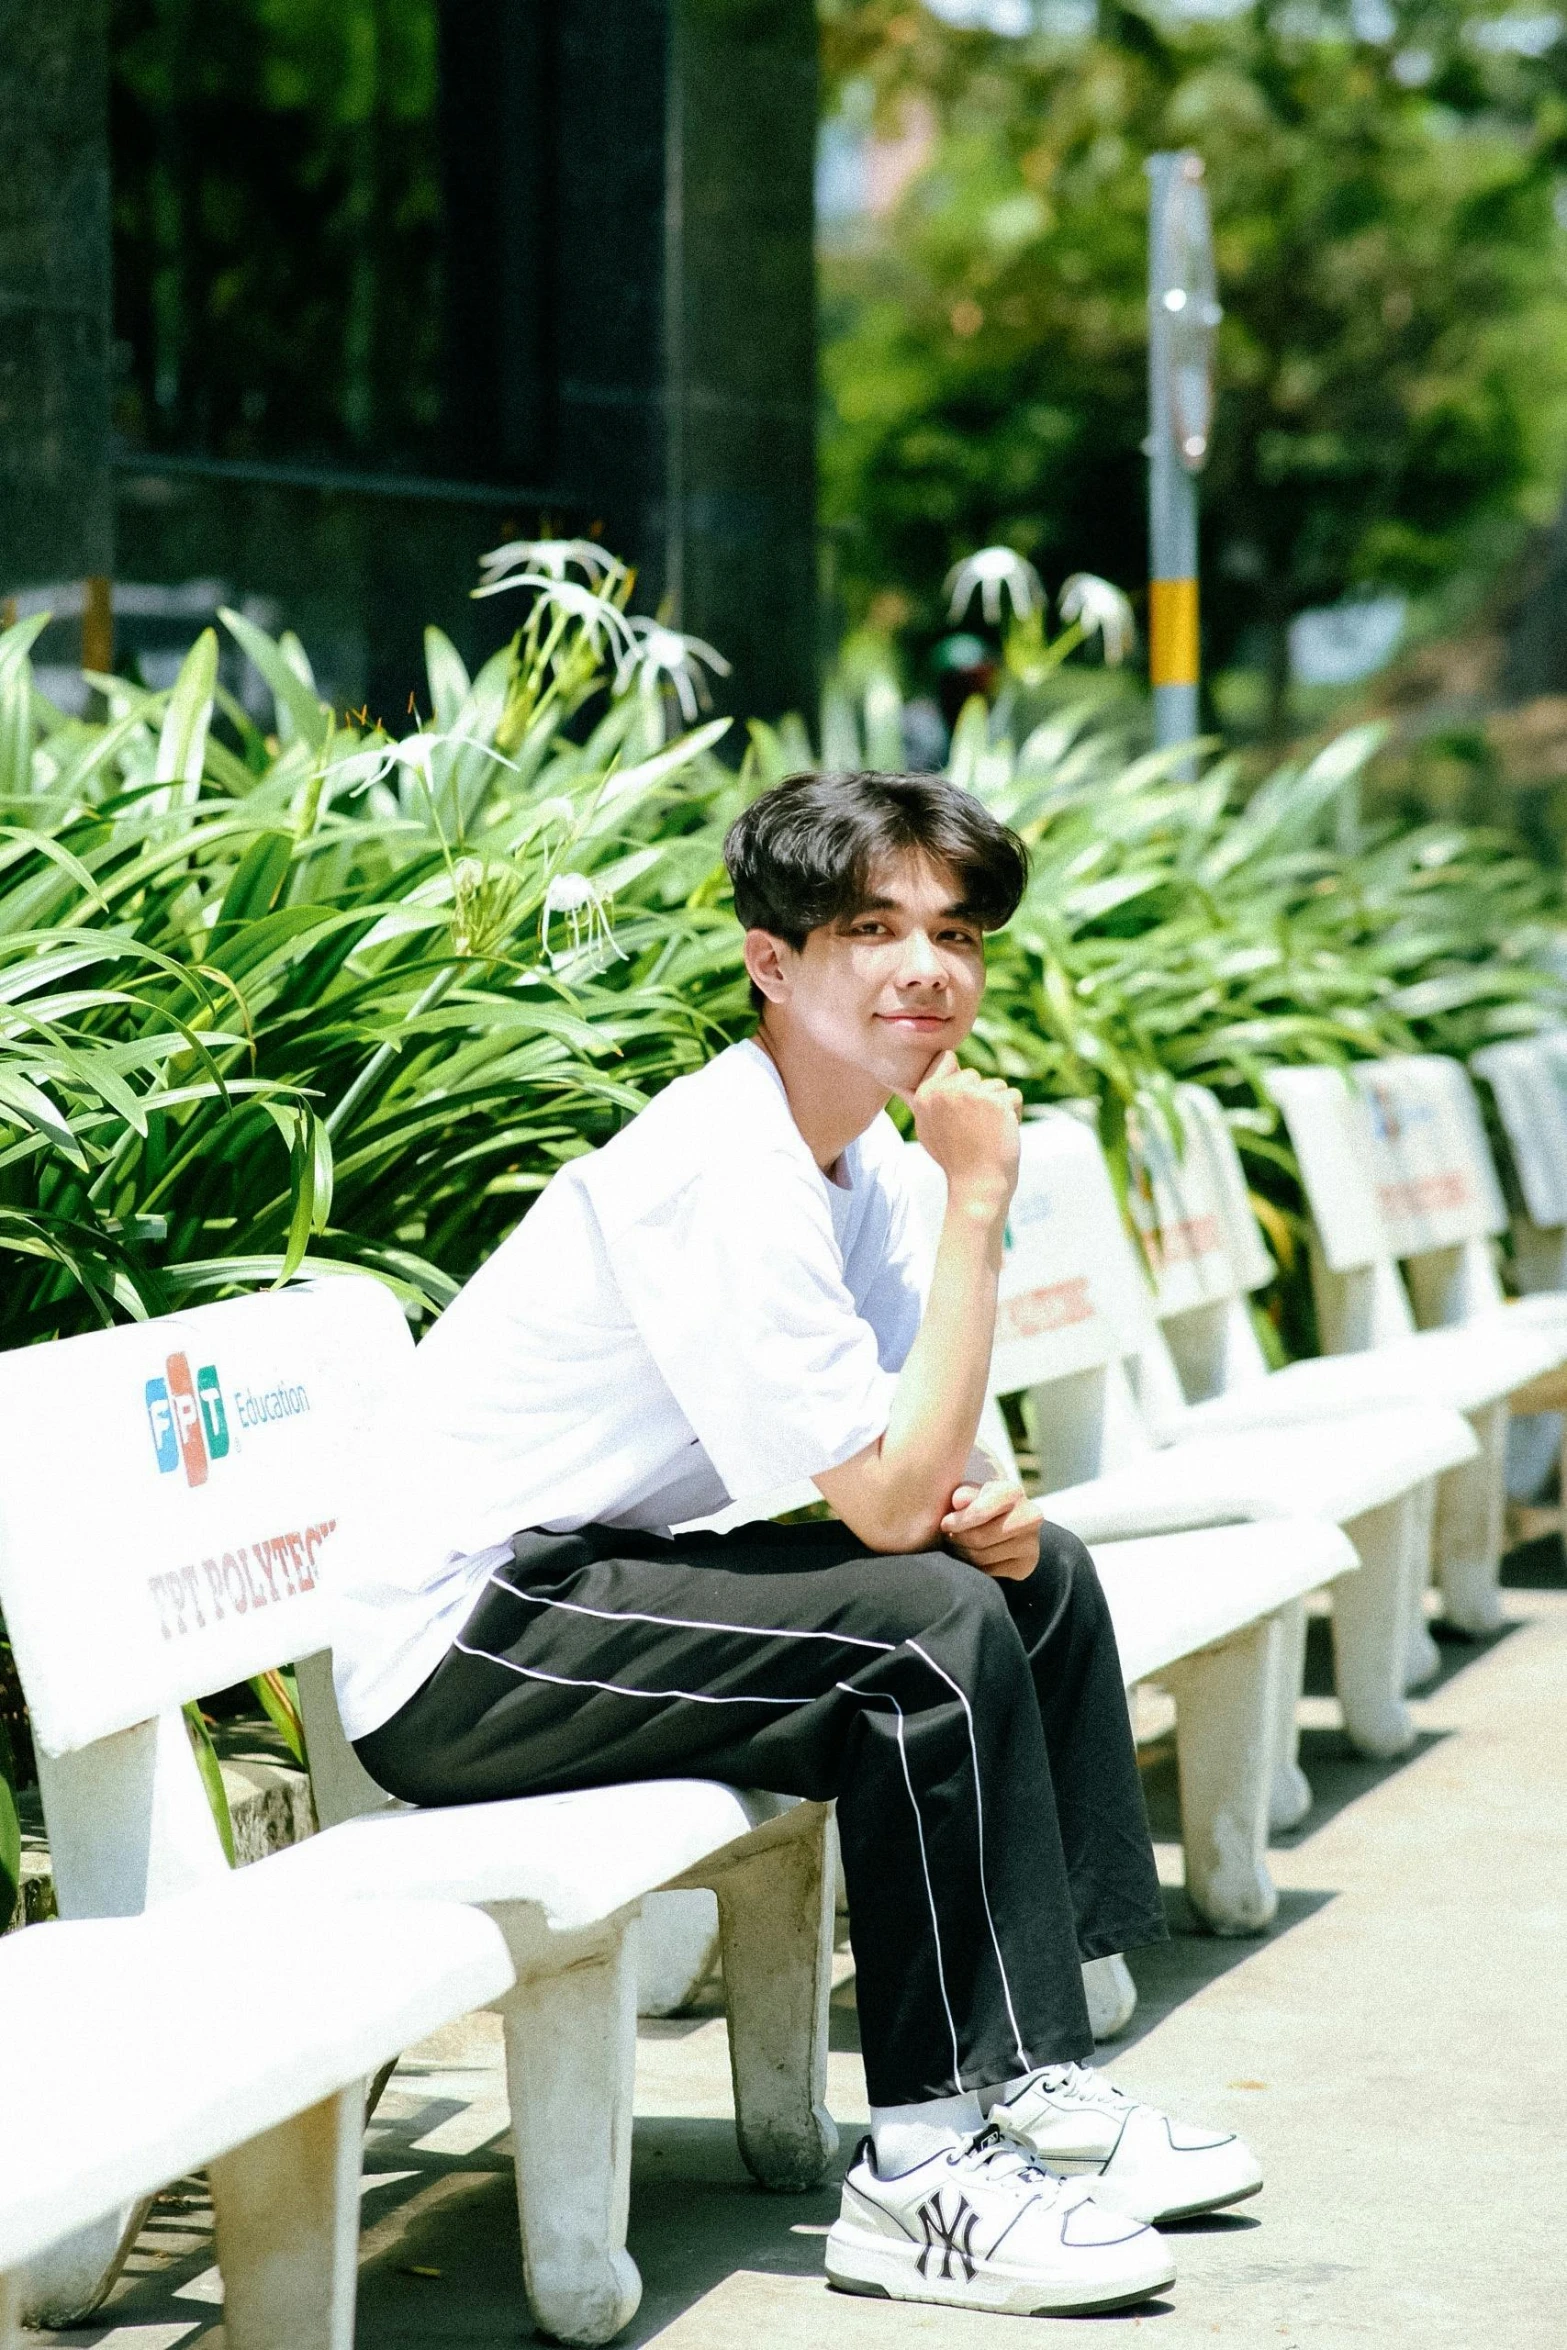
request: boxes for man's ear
[743,928,794,1005]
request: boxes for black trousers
[355,1518,1167,2108]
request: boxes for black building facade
[0,0,817,726]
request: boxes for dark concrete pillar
[440,0,817,724]
[0,1,112,590]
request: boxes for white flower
[944,546,1045,627]
[477,538,624,590]
[620,618,732,723]
[1059,573,1136,667]
[449,855,529,960]
[390,731,441,773]
[473,571,641,667]
[540,871,625,974]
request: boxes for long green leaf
[0,1707,21,1933]
[183,1702,236,1866]
[221,608,331,750]
[154,630,220,792]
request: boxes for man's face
[756,852,988,1094]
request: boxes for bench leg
[493,1905,642,2349]
[1403,1476,1441,1688]
[1162,1616,1281,1936]
[1434,1403,1508,1636]
[16,2201,148,2329]
[1333,1495,1420,1758]
[208,2082,363,2350]
[1267,1597,1313,1833]
[699,1807,838,2193]
[1082,1953,1138,2039]
[636,1887,720,2016]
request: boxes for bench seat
[1170,1317,1564,1431]
[262,1777,803,1930]
[0,1894,511,2344]
[1091,1520,1359,1685]
[1046,1402,1476,1545]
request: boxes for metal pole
[1145,153,1206,763]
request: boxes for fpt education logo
[146,1353,231,1487]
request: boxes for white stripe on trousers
[908,1638,1030,2072]
[462,1569,1029,2091]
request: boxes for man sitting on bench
[335,770,1261,2318]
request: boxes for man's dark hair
[723,772,1029,958]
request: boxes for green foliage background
[820,0,1567,718]
[2,558,1556,1362]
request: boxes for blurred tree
[820,0,1567,733]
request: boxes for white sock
[869,2091,984,2174]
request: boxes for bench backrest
[1354,1056,1506,1257]
[1263,1065,1397,1278]
[0,1276,412,1913]
[1266,1059,1509,1347]
[1126,1085,1277,1404]
[906,1111,1206,1486]
[1472,1033,1567,1232]
[906,1108,1157,1379]
[1127,1086,1273,1314]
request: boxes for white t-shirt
[332,1039,927,1739]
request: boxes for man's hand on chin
[940,1478,1045,1581]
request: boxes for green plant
[0,1709,20,1933]
[0,553,747,1351]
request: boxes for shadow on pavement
[1502,1532,1566,1588]
[1111,1885,1334,2057]
[626,2117,845,2341]
[1152,1605,1524,1859]
[349,2110,1188,2347]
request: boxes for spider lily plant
[0,541,1563,1851]
[0,573,745,1354]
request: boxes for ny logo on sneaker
[915,2189,979,2283]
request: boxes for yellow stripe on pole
[1149,577,1199,688]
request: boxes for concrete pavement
[40,1567,1567,2350]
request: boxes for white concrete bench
[1122,1079,1496,1695]
[904,1113,1475,1804]
[1089,1518,1355,1928]
[1263,1060,1567,1633]
[0,1280,516,2345]
[0,1279,836,2349]
[0,1891,510,2350]
[896,1121,1417,1883]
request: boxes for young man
[334,771,1261,2319]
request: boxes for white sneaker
[825,2128,1177,2316]
[990,2064,1263,2224]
